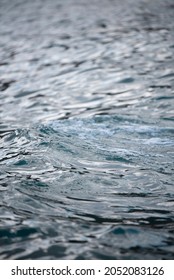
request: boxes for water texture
[0,0,174,259]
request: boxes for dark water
[0,0,174,259]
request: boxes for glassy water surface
[0,0,174,259]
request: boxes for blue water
[0,0,174,259]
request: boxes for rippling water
[0,0,174,259]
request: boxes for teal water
[0,0,174,259]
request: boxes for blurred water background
[0,0,174,259]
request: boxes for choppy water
[0,0,174,259]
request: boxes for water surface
[0,0,174,259]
